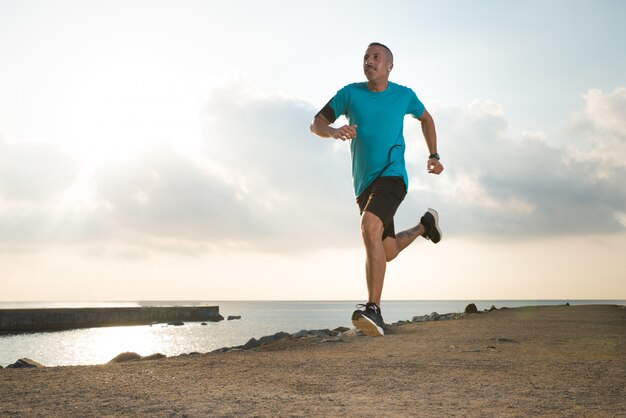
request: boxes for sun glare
[88,325,159,364]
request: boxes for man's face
[363,45,392,82]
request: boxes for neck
[367,79,389,92]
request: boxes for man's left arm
[418,109,444,175]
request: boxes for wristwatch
[429,153,440,160]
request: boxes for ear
[387,64,393,71]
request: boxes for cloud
[569,87,626,168]
[0,136,85,251]
[0,136,77,202]
[94,148,261,246]
[398,88,626,238]
[1,83,624,256]
[92,81,359,253]
[199,80,358,248]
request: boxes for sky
[1,0,625,302]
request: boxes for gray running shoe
[420,208,442,243]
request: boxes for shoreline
[0,302,622,368]
[1,304,624,416]
[3,305,473,369]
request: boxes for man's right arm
[310,114,357,141]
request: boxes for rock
[464,303,478,314]
[109,352,142,363]
[255,332,290,345]
[322,338,345,343]
[333,326,350,333]
[6,358,45,368]
[383,326,396,335]
[488,305,497,312]
[429,312,441,321]
[142,353,166,361]
[217,314,225,321]
[310,329,331,337]
[495,337,518,343]
[258,335,278,345]
[273,331,290,340]
[292,330,311,338]
[210,347,229,354]
[201,322,207,326]
[412,315,429,322]
[243,338,261,350]
[227,315,241,321]
[343,328,365,337]
[167,321,185,326]
[565,302,570,306]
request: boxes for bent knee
[361,212,383,239]
[383,238,399,262]
[385,252,397,262]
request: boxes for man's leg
[353,177,409,337]
[383,223,426,262]
[361,211,386,306]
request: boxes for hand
[427,158,444,175]
[331,124,357,141]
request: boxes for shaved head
[368,42,393,62]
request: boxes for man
[309,42,444,337]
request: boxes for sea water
[1,300,623,367]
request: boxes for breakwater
[0,306,223,334]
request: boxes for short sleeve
[329,86,349,119]
[315,86,349,123]
[408,89,425,119]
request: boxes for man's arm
[417,109,444,175]
[310,114,357,141]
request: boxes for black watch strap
[429,153,440,160]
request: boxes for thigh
[358,177,406,234]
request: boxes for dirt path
[1,304,624,417]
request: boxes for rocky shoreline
[2,303,500,369]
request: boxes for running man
[309,42,444,336]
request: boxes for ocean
[1,300,623,367]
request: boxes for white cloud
[95,148,260,246]
[199,79,358,249]
[399,92,626,237]
[583,87,626,137]
[0,136,89,251]
[616,212,626,228]
[1,83,624,256]
[0,136,77,202]
[568,87,626,170]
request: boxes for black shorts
[356,176,407,240]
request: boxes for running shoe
[420,208,442,243]
[351,302,385,337]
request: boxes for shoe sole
[352,315,384,337]
[427,208,442,244]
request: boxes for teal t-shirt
[328,81,425,197]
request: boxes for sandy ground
[1,304,624,417]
